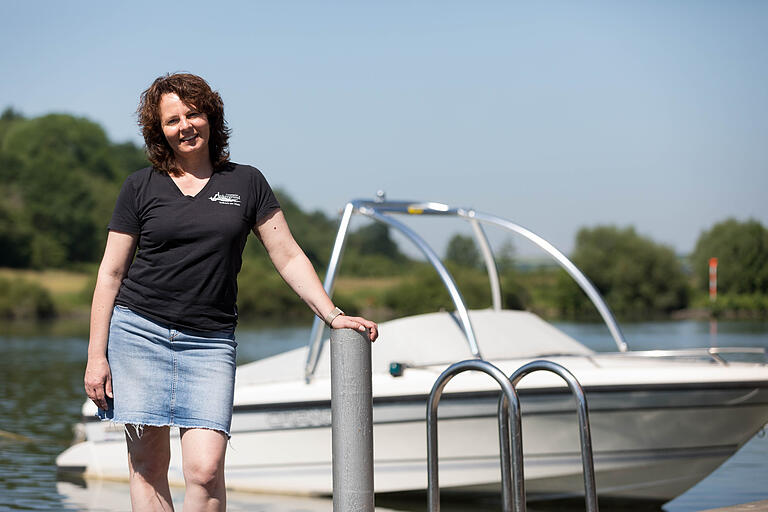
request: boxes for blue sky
[2,1,767,257]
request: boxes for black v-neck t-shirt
[108,163,280,332]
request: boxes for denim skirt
[98,305,237,437]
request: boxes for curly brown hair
[138,73,231,174]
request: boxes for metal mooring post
[331,328,374,512]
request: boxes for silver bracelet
[324,306,344,327]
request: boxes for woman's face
[159,93,210,160]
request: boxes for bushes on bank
[381,264,527,317]
[236,261,306,320]
[691,219,768,296]
[707,293,768,318]
[554,226,689,319]
[0,277,55,320]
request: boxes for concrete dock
[700,500,768,511]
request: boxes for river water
[1,319,766,511]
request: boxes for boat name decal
[266,409,331,428]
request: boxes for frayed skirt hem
[96,416,231,440]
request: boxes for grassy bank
[0,267,93,314]
[0,268,93,321]
[688,291,768,320]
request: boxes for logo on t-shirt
[209,192,241,206]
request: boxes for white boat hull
[58,363,768,502]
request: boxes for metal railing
[427,359,525,512]
[591,347,767,366]
[427,359,598,512]
[503,360,598,512]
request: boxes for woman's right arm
[84,231,138,410]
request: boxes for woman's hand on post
[330,315,379,342]
[84,357,113,410]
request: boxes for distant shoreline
[1,266,766,324]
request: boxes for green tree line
[0,108,147,268]
[0,108,407,273]
[554,226,689,319]
[1,109,766,321]
[0,109,413,319]
[435,221,767,320]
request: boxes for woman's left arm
[254,209,378,342]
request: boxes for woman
[83,73,378,512]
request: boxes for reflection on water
[1,319,767,511]
[1,334,85,511]
[665,433,768,511]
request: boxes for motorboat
[57,197,768,504]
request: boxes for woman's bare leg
[179,427,227,512]
[125,425,174,511]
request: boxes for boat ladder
[426,359,599,512]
